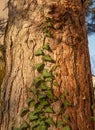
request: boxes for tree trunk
[0,0,94,130]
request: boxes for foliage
[13,16,71,130]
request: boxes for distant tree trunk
[0,0,95,130]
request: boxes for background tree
[0,0,95,130]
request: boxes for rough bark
[0,0,94,130]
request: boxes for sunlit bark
[0,0,94,130]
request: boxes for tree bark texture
[0,0,94,130]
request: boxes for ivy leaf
[39,114,46,120]
[53,81,59,86]
[43,55,55,63]
[46,89,55,99]
[57,120,65,127]
[20,121,29,130]
[91,116,95,121]
[44,106,54,113]
[37,100,49,109]
[64,114,70,121]
[47,22,52,27]
[30,121,39,129]
[28,112,38,121]
[33,77,43,85]
[35,63,45,72]
[42,44,52,52]
[13,128,20,130]
[27,98,35,107]
[40,82,47,90]
[42,69,53,78]
[38,94,47,101]
[35,125,47,130]
[34,48,44,56]
[45,117,55,126]
[64,100,71,107]
[33,108,42,115]
[20,107,29,117]
[43,28,52,37]
[62,125,71,130]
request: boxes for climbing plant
[13,17,71,130]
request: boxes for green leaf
[91,116,95,121]
[43,55,55,63]
[30,121,39,129]
[64,114,70,121]
[46,89,55,99]
[20,107,29,117]
[42,69,53,78]
[53,81,59,86]
[35,125,47,130]
[35,63,45,72]
[64,100,71,107]
[33,77,43,85]
[27,98,35,107]
[37,100,49,109]
[62,125,71,130]
[34,48,44,56]
[45,117,55,126]
[43,28,52,37]
[20,121,29,130]
[47,22,52,27]
[45,77,53,82]
[12,128,20,130]
[40,82,47,90]
[30,120,46,130]
[44,106,54,113]
[28,112,38,121]
[33,108,42,115]
[39,114,46,120]
[38,94,47,101]
[57,120,64,127]
[42,44,52,52]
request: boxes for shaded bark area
[0,0,94,130]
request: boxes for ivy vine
[13,17,71,130]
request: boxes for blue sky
[88,33,95,75]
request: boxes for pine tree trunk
[0,0,94,130]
